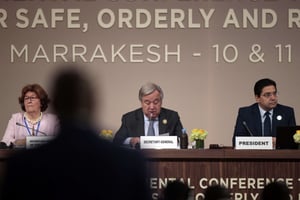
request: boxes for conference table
[0,148,299,200]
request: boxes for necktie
[147,120,155,136]
[264,111,271,136]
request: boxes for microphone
[149,112,153,120]
[242,121,253,136]
[16,122,47,136]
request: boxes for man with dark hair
[232,78,296,146]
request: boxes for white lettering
[16,9,29,28]
[16,8,81,29]
[52,9,64,27]
[53,44,68,62]
[262,9,277,28]
[10,44,181,63]
[251,193,259,200]
[239,178,247,189]
[90,45,108,62]
[248,178,256,189]
[32,8,48,28]
[112,44,126,62]
[243,9,258,28]
[73,44,87,62]
[171,9,185,28]
[11,44,28,62]
[147,45,161,63]
[130,44,143,63]
[67,9,81,28]
[289,9,300,28]
[0,9,7,28]
[165,45,180,62]
[96,8,214,29]
[224,8,277,28]
[155,9,168,28]
[119,9,132,28]
[199,178,208,189]
[223,9,240,28]
[97,8,115,28]
[195,193,205,200]
[32,45,50,62]
[136,9,151,28]
[199,8,214,28]
[150,178,158,189]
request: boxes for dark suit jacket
[232,103,296,146]
[1,121,151,200]
[113,107,183,146]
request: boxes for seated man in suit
[113,82,184,148]
[232,78,296,147]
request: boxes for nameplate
[140,136,178,149]
[26,136,55,149]
[235,137,273,150]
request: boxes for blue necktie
[147,120,155,136]
[264,111,271,136]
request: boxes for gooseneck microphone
[242,121,253,136]
[16,122,47,136]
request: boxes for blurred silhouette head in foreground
[163,180,190,200]
[204,184,232,200]
[260,181,290,200]
[51,65,96,124]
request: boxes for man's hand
[130,137,140,148]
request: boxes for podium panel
[143,149,300,200]
[0,149,299,200]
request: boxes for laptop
[276,126,300,149]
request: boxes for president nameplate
[140,136,178,149]
[235,137,273,150]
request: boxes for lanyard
[24,118,41,136]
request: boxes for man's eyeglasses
[261,91,278,98]
[24,96,39,101]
